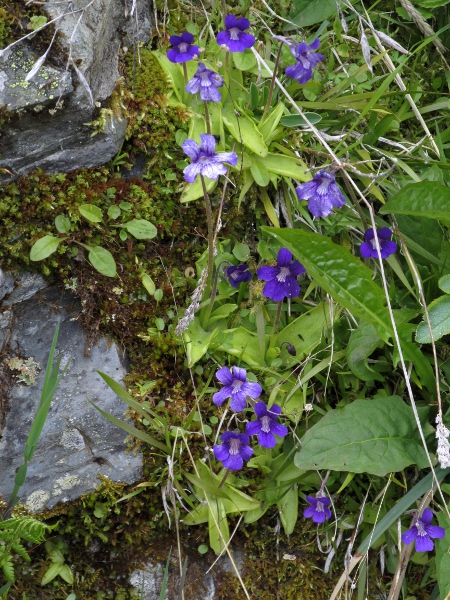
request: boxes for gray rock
[0,269,14,302]
[0,283,142,511]
[0,0,152,177]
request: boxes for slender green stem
[221,0,227,19]
[204,100,211,135]
[269,300,283,349]
[219,468,231,489]
[200,175,215,327]
[182,62,188,85]
[261,44,284,124]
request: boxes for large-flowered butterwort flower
[167,32,199,63]
[213,431,254,471]
[246,402,288,448]
[257,248,305,301]
[360,228,397,260]
[402,509,445,552]
[225,264,252,288]
[216,15,255,53]
[296,171,346,218]
[182,134,238,183]
[285,38,324,84]
[213,366,262,412]
[304,495,332,523]
[185,63,224,102]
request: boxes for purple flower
[296,171,346,218]
[185,63,224,102]
[216,15,255,53]
[402,509,445,552]
[285,38,324,84]
[257,248,305,301]
[213,431,254,471]
[225,264,252,288]
[360,228,397,260]
[304,495,332,524]
[246,402,288,448]
[182,134,238,183]
[213,366,262,412]
[167,32,199,63]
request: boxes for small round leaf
[30,235,63,261]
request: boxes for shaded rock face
[0,0,152,177]
[0,271,142,511]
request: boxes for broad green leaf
[180,176,217,203]
[260,188,280,226]
[278,485,298,535]
[416,295,450,343]
[275,302,335,362]
[216,326,260,367]
[439,274,450,294]
[250,158,271,187]
[222,102,268,157]
[55,215,71,233]
[436,511,450,599]
[347,322,384,382]
[153,50,186,103]
[87,246,117,277]
[280,113,322,127]
[381,182,450,225]
[208,495,229,555]
[207,304,238,326]
[30,235,64,261]
[141,274,156,295]
[120,219,157,240]
[263,153,309,180]
[79,204,103,223]
[184,319,218,367]
[41,562,63,585]
[258,102,285,141]
[287,0,347,27]
[108,205,121,219]
[233,242,250,262]
[232,50,257,71]
[264,228,392,342]
[414,0,450,6]
[294,396,428,476]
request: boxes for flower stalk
[261,43,284,124]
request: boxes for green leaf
[30,235,64,261]
[264,228,392,342]
[232,50,257,71]
[414,0,450,6]
[55,215,71,233]
[222,102,268,157]
[288,0,342,27]
[280,113,322,127]
[439,274,450,294]
[87,246,117,277]
[436,511,450,598]
[250,158,271,187]
[208,495,229,555]
[380,182,450,225]
[141,274,156,295]
[233,242,250,262]
[258,102,285,142]
[278,485,298,535]
[180,176,217,203]
[263,153,309,180]
[416,295,450,343]
[108,205,121,220]
[184,319,219,367]
[347,322,384,382]
[78,204,103,223]
[41,562,63,585]
[120,219,157,240]
[294,396,428,476]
